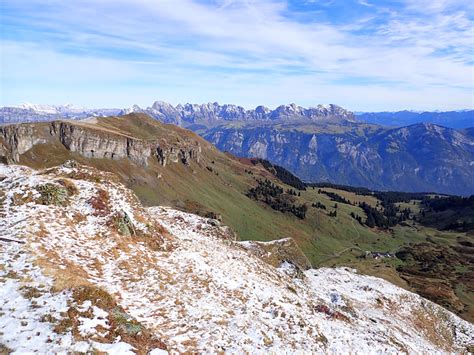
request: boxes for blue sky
[1,0,473,111]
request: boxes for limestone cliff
[0,117,202,168]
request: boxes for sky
[0,0,473,111]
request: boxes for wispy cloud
[357,0,374,7]
[0,0,472,110]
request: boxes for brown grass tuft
[56,178,79,196]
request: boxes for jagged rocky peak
[270,103,304,119]
[121,104,144,115]
[148,101,182,125]
[268,103,355,121]
[254,104,271,116]
[179,101,249,122]
[119,101,356,124]
[314,104,356,120]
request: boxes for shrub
[88,189,110,217]
[36,183,69,206]
[111,211,136,236]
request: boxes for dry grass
[34,248,90,292]
[410,303,454,352]
[56,178,79,196]
[88,189,110,217]
[19,285,43,299]
[0,343,12,355]
[57,285,168,354]
[11,191,34,206]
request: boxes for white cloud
[357,0,374,7]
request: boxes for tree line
[247,179,308,219]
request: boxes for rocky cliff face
[0,119,202,168]
[203,122,474,195]
[0,124,49,162]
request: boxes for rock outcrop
[0,118,202,168]
[0,124,48,163]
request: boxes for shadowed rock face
[0,119,202,168]
[0,124,48,162]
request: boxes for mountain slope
[0,113,324,246]
[203,121,474,195]
[1,162,472,353]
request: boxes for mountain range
[1,102,473,195]
[203,121,474,196]
[2,102,471,128]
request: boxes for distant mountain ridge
[356,110,473,129]
[0,101,355,125]
[2,101,471,128]
[0,104,122,124]
[121,101,356,126]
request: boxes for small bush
[112,309,144,335]
[111,211,136,236]
[72,285,116,310]
[19,286,43,299]
[36,183,69,206]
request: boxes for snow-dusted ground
[0,162,473,353]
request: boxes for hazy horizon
[2,101,474,113]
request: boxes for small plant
[111,211,136,236]
[63,160,79,169]
[40,314,58,323]
[19,285,43,299]
[88,189,110,216]
[112,309,144,335]
[36,183,69,206]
